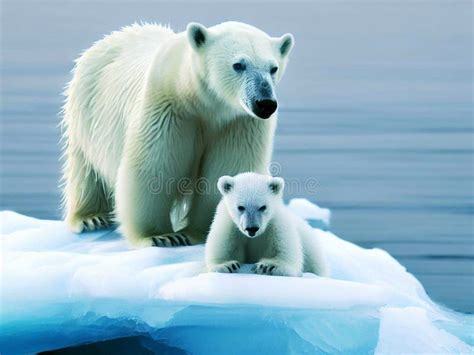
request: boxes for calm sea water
[1,1,473,312]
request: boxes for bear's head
[187,22,294,120]
[217,172,285,238]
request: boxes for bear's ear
[276,33,294,57]
[217,176,234,195]
[187,22,208,51]
[268,177,285,195]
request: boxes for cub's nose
[254,99,277,119]
[245,226,259,237]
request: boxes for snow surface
[1,200,472,354]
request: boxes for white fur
[61,22,294,247]
[205,173,329,277]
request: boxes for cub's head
[217,172,285,238]
[187,21,294,119]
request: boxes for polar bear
[205,173,329,277]
[61,22,294,247]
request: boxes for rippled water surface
[1,1,472,312]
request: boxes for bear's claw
[254,261,278,275]
[211,261,241,273]
[80,215,113,232]
[151,233,191,247]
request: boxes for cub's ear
[275,33,294,57]
[268,177,285,195]
[217,175,234,195]
[187,22,208,51]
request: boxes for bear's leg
[253,219,304,277]
[63,146,114,233]
[115,162,183,248]
[115,114,199,248]
[205,204,245,271]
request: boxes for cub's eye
[238,206,245,212]
[270,66,278,75]
[259,205,267,212]
[233,62,246,72]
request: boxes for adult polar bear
[62,22,294,247]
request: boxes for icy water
[1,1,473,312]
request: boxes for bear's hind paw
[151,233,191,247]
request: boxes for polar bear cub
[205,172,329,277]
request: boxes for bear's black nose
[254,99,277,119]
[245,226,259,237]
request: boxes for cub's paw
[253,260,300,277]
[67,214,113,233]
[253,261,278,275]
[209,261,241,274]
[151,233,191,247]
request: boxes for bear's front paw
[67,214,113,233]
[151,233,191,247]
[253,261,278,275]
[208,261,241,274]
[253,260,300,277]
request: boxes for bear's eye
[270,66,278,75]
[259,205,267,212]
[233,62,246,72]
[238,206,245,212]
